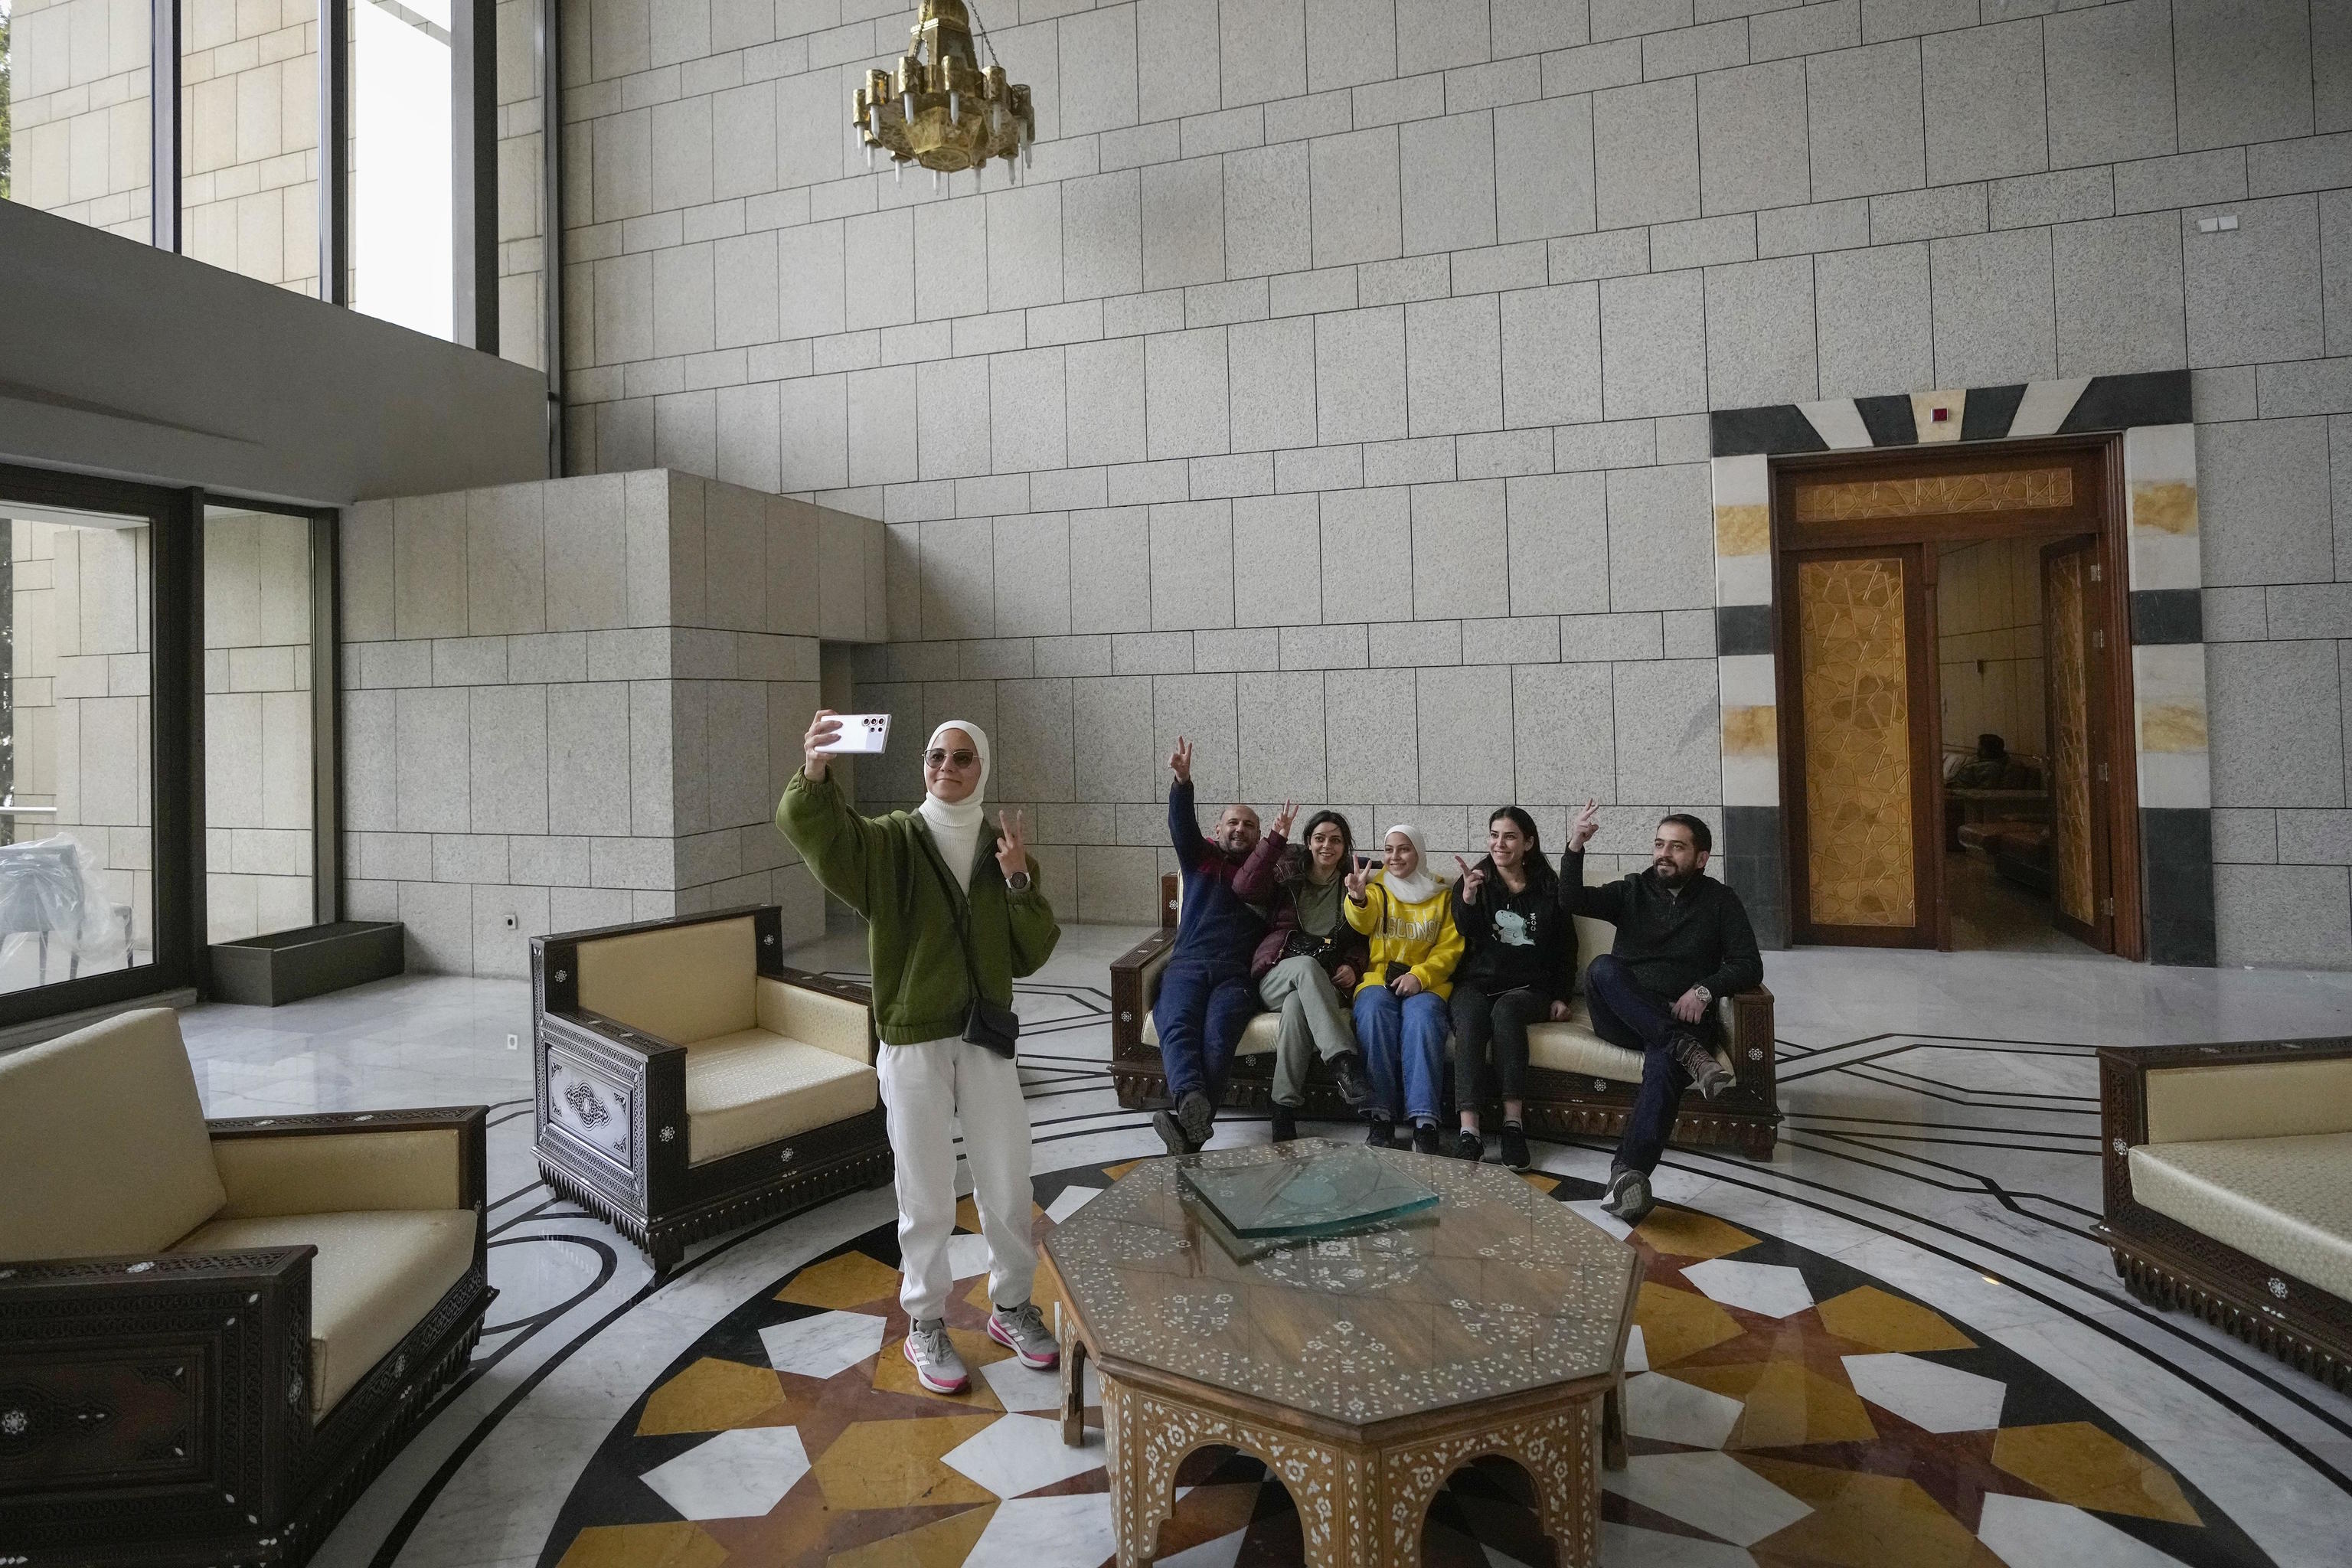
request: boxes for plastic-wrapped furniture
[1112,873,1780,1158]
[0,1008,492,1566]
[531,905,891,1274]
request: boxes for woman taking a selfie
[779,710,1060,1398]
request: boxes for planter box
[210,921,405,1007]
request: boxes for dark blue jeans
[1583,953,1690,1178]
[1154,959,1257,1102]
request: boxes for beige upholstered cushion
[1531,1001,1736,1085]
[2143,1057,2352,1145]
[0,1008,227,1263]
[755,976,871,1063]
[684,1029,880,1165]
[212,1129,463,1219]
[2128,1132,2352,1302]
[172,1209,478,1417]
[1142,1010,1279,1055]
[577,916,757,1046]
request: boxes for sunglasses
[924,748,980,769]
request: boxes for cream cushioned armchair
[2098,1039,2352,1390]
[531,905,891,1274]
[0,1008,493,1566]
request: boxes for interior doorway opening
[1774,439,2141,959]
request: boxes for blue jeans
[1583,953,1690,1178]
[1352,984,1449,1124]
[1154,959,1257,1102]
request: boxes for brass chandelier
[854,0,1036,187]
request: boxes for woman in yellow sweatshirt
[1343,824,1465,1154]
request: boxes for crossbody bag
[918,838,1022,1059]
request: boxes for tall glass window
[2,0,155,241]
[351,0,451,335]
[202,504,316,941]
[180,0,320,293]
[0,501,156,994]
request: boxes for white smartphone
[818,713,892,755]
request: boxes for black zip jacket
[1453,868,1576,998]
[1560,849,1763,1003]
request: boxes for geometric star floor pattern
[169,924,2352,1568]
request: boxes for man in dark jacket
[1152,737,1279,1155]
[1563,801,1764,1223]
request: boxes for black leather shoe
[1329,1051,1375,1109]
[1270,1105,1299,1142]
[1366,1117,1398,1149]
[1452,1128,1485,1161]
[1412,1122,1442,1156]
[1498,1122,1531,1172]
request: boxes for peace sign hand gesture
[1344,854,1375,903]
[1168,737,1194,785]
[995,809,1029,880]
[1569,798,1602,851]
[1453,854,1486,904]
[1270,800,1299,838]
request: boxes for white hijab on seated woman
[1380,823,1439,904]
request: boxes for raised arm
[1166,739,1208,871]
[1557,799,1628,923]
[778,710,893,915]
[1232,800,1295,903]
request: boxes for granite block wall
[338,469,886,975]
[555,0,2352,962]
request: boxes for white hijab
[1378,824,1439,905]
[916,719,991,893]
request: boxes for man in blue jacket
[1152,737,1280,1155]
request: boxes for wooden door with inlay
[2042,536,2116,952]
[1780,544,1942,949]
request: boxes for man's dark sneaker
[1152,1107,1194,1156]
[1452,1128,1485,1161]
[1498,1122,1531,1172]
[1329,1051,1376,1109]
[1269,1104,1299,1143]
[1669,1031,1733,1100]
[1600,1166,1655,1225]
[1366,1117,1398,1149]
[1176,1089,1216,1146]
[1412,1122,1442,1156]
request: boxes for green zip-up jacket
[777,769,1061,1046]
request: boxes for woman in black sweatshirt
[1447,807,1576,1169]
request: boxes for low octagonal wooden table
[1046,1139,1643,1568]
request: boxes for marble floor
[166,927,2352,1568]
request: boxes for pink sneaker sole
[987,1315,1059,1370]
[903,1332,967,1393]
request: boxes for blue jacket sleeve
[1168,778,1207,871]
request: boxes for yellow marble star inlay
[556,1521,730,1568]
[635,1356,797,1436]
[1814,1285,1976,1353]
[1633,1282,1744,1367]
[1518,1171,1560,1195]
[1635,1208,1760,1259]
[1991,1422,2201,1525]
[778,1250,905,1310]
[813,1416,1002,1510]
[1671,1359,1878,1449]
[828,1503,998,1568]
[1740,1459,2004,1568]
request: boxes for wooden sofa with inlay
[2097,1037,2352,1390]
[1109,873,1780,1158]
[531,905,892,1274]
[0,1008,492,1566]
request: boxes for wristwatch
[1690,985,1713,1007]
[1005,871,1033,893]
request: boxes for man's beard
[1651,858,1686,887]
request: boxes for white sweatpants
[877,1035,1037,1321]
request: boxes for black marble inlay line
[1710,403,1830,456]
[1605,1137,2352,1473]
[2060,368,2194,433]
[1787,1132,2105,1223]
[1842,1061,2101,1109]
[1796,1124,2104,1156]
[1791,1109,2102,1141]
[1854,392,1918,446]
[2131,586,2204,645]
[1715,602,1774,656]
[1779,1039,2098,1085]
[1960,382,2029,440]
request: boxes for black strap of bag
[918,831,1022,1059]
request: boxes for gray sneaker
[987,1300,1060,1370]
[902,1317,969,1393]
[1601,1167,1655,1226]
[1670,1031,1733,1100]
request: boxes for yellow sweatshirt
[1343,874,1465,1000]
